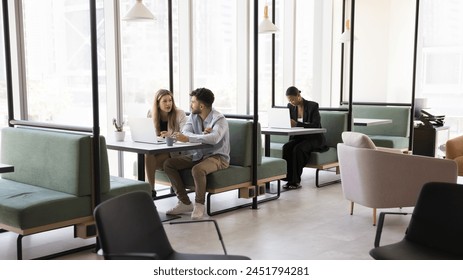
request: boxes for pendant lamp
[259,3,278,34]
[340,19,358,43]
[123,0,155,21]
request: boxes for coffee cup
[166,136,176,146]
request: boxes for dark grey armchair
[94,191,250,260]
[369,182,463,260]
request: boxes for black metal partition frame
[2,0,13,124]
[167,0,173,92]
[410,0,421,153]
[89,0,101,206]
[252,0,259,210]
[347,0,355,132]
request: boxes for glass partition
[22,0,106,126]
[348,0,417,104]
[416,0,463,138]
[192,0,238,114]
[120,0,170,119]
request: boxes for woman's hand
[203,127,212,134]
[159,131,168,138]
[290,119,297,127]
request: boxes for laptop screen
[267,107,291,128]
[128,117,165,144]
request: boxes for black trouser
[282,137,321,184]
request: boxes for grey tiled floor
[0,169,412,260]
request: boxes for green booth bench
[0,127,151,259]
[352,105,411,150]
[268,110,349,187]
[155,119,287,216]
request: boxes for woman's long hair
[151,89,180,136]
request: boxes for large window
[118,0,178,178]
[294,0,315,103]
[256,0,285,109]
[417,0,463,136]
[192,0,238,114]
[120,0,170,119]
[2,1,333,177]
[22,0,106,127]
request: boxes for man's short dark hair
[190,88,215,108]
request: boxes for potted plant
[112,118,125,141]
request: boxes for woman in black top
[282,86,327,189]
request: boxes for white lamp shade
[258,4,278,34]
[259,18,279,34]
[123,0,155,21]
[340,30,351,43]
[339,19,358,43]
[339,30,358,43]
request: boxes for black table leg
[137,153,145,181]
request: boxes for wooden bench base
[305,162,341,188]
[1,216,95,260]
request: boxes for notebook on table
[267,107,293,129]
[128,117,165,144]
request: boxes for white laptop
[267,107,292,129]
[128,117,165,144]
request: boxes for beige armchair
[338,132,458,225]
[446,135,463,176]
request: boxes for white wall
[386,0,416,102]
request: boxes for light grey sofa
[338,131,457,226]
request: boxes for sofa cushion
[101,176,151,201]
[0,179,92,229]
[369,135,409,149]
[181,166,252,191]
[342,131,377,149]
[258,157,287,180]
[307,147,338,165]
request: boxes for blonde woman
[146,89,187,197]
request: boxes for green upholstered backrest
[228,119,262,167]
[1,127,110,196]
[352,105,411,137]
[321,111,349,148]
[98,137,111,194]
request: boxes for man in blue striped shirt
[164,88,230,219]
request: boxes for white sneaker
[166,201,193,215]
[191,203,205,220]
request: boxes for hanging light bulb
[259,2,278,34]
[123,0,155,21]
